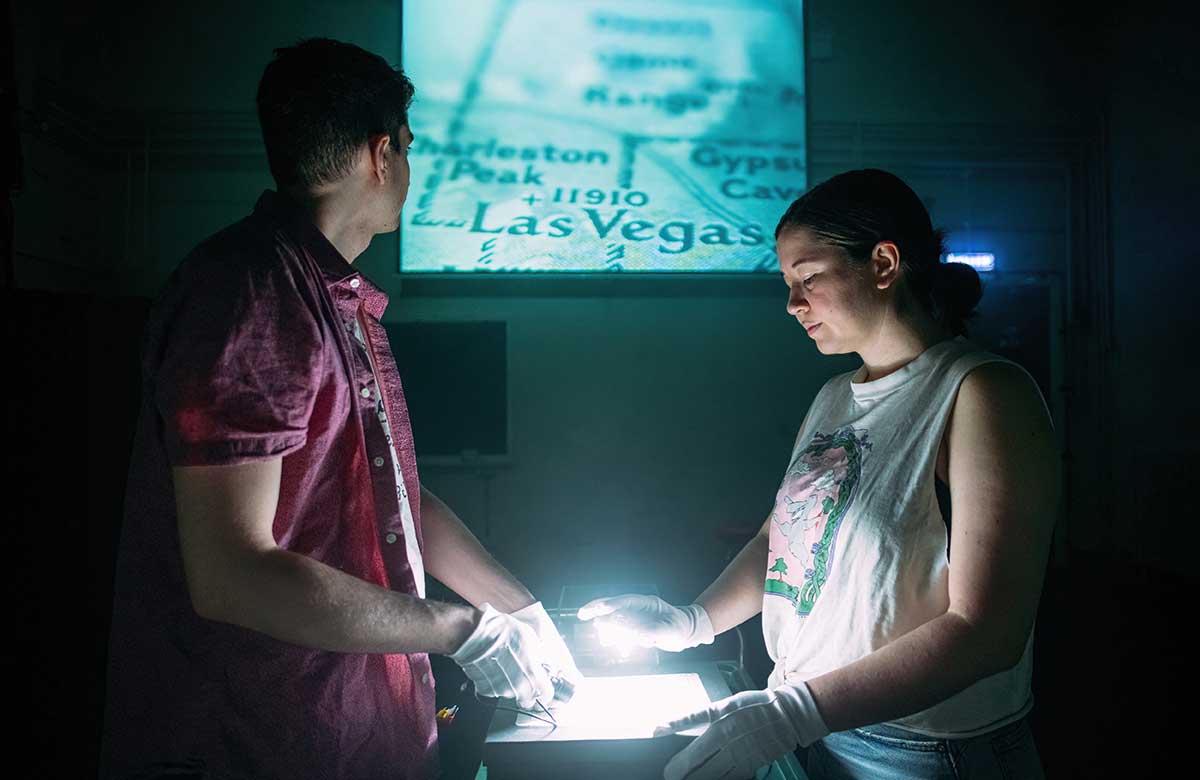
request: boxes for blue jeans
[804,717,1044,780]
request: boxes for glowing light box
[484,662,733,780]
[400,0,808,273]
[514,673,709,738]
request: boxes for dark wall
[6,290,150,776]
[1107,6,1200,569]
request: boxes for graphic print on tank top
[765,426,872,616]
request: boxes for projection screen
[400,0,807,274]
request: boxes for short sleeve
[154,248,325,466]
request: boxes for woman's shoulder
[954,358,1052,432]
[928,339,1052,432]
[940,340,1031,389]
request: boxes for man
[101,38,577,780]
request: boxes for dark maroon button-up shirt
[102,191,437,780]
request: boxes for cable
[474,690,559,728]
[491,704,559,728]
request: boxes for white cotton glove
[510,601,583,687]
[576,594,714,653]
[448,603,555,710]
[655,683,829,780]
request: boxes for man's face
[368,124,413,234]
[386,124,414,227]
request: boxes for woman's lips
[804,323,822,336]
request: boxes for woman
[579,169,1057,780]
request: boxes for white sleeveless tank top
[761,337,1040,737]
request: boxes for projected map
[400,0,807,273]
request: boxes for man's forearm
[197,545,479,655]
[418,486,536,612]
[695,530,769,635]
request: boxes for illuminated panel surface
[513,673,709,738]
[401,0,807,273]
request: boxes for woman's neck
[857,309,949,382]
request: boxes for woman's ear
[872,241,901,290]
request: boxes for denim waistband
[860,714,1030,744]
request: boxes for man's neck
[289,185,375,263]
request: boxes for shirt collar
[253,190,389,320]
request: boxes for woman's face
[776,226,885,355]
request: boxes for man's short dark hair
[257,38,415,191]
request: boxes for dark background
[6,0,1197,777]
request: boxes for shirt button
[360,387,372,399]
[385,532,398,544]
[349,278,361,289]
[421,672,430,685]
[373,456,385,467]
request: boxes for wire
[492,704,559,728]
[474,689,559,728]
[534,697,559,725]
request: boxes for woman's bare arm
[805,362,1058,730]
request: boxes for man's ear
[367,133,391,184]
[872,241,901,290]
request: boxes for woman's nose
[787,287,806,316]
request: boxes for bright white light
[516,673,711,738]
[594,619,641,656]
[944,253,996,272]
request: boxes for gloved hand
[448,603,555,710]
[654,683,829,780]
[510,601,583,687]
[576,594,714,652]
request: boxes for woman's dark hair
[257,38,415,192]
[775,169,982,337]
